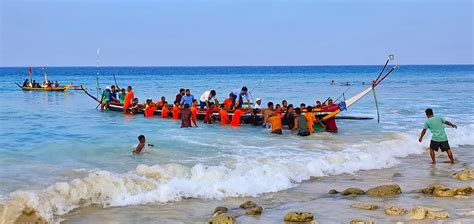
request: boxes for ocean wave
[2,125,474,223]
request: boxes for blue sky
[1,0,472,66]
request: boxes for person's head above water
[179,88,185,95]
[127,86,132,92]
[295,107,301,115]
[282,100,288,107]
[267,101,274,109]
[210,90,216,97]
[138,135,145,143]
[185,89,191,96]
[184,103,190,109]
[425,108,434,118]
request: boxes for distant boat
[15,67,72,92]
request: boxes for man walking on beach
[418,108,457,164]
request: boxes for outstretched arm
[291,117,298,134]
[444,121,457,129]
[418,129,427,142]
[133,142,145,154]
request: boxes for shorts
[271,129,282,135]
[430,140,450,152]
[298,131,310,137]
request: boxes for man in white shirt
[199,90,218,109]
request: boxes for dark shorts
[430,140,450,152]
[298,131,310,137]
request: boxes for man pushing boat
[418,108,457,164]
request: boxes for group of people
[22,79,60,88]
[99,85,338,135]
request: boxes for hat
[256,98,262,102]
[105,85,110,90]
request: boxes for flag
[28,67,32,74]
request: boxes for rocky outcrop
[341,188,365,196]
[350,204,379,210]
[328,189,339,194]
[239,200,257,209]
[12,206,48,224]
[213,206,228,215]
[452,168,473,181]
[209,213,236,224]
[409,206,449,220]
[384,206,406,216]
[245,206,263,215]
[283,211,314,222]
[350,219,375,224]
[422,184,472,197]
[366,184,401,197]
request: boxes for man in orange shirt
[204,104,216,124]
[123,86,134,114]
[267,114,282,134]
[304,106,316,133]
[156,96,166,108]
[230,105,244,127]
[144,99,156,117]
[219,105,229,125]
[191,99,199,121]
[161,101,169,118]
[172,101,180,120]
[223,93,233,111]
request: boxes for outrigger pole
[96,48,101,99]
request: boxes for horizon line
[1,63,473,68]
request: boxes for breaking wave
[2,125,473,223]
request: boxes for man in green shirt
[418,108,457,164]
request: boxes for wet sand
[61,145,473,223]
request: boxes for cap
[105,85,110,90]
[256,98,262,102]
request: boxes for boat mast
[42,67,48,84]
[28,67,32,84]
[96,48,100,99]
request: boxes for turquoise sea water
[0,65,473,222]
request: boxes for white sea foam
[3,126,474,223]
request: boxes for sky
[0,0,472,66]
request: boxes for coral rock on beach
[366,184,401,197]
[213,206,228,216]
[245,206,263,215]
[409,206,449,220]
[452,168,473,181]
[328,189,339,194]
[341,188,365,196]
[239,200,257,209]
[384,206,406,216]
[422,184,472,197]
[13,206,48,224]
[283,211,314,222]
[209,213,236,224]
[350,219,375,224]
[350,204,379,210]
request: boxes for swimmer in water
[132,135,154,154]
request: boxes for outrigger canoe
[15,83,73,92]
[80,57,397,124]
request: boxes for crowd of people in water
[98,85,339,136]
[22,79,61,88]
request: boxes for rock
[393,173,402,177]
[13,207,47,224]
[384,206,406,216]
[366,184,402,197]
[350,219,374,224]
[453,195,469,199]
[328,189,339,194]
[283,211,314,222]
[239,200,257,209]
[341,188,365,196]
[245,206,263,215]
[351,204,379,210]
[422,184,472,197]
[452,168,474,180]
[409,206,449,220]
[213,206,228,214]
[209,213,236,224]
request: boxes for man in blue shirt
[230,86,250,109]
[180,89,194,107]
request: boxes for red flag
[28,67,32,74]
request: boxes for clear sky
[1,0,472,66]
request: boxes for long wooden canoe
[16,83,73,92]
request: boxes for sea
[0,65,473,223]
